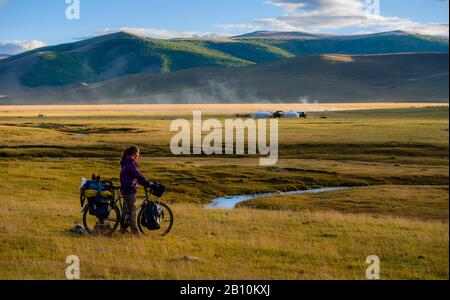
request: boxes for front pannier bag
[141,202,162,230]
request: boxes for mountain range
[0,30,448,104]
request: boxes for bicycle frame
[81,182,172,236]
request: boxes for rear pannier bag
[88,197,111,221]
[80,178,114,221]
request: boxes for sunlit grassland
[1,201,448,280]
[0,105,448,279]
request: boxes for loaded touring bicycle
[80,178,174,237]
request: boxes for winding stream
[206,187,350,209]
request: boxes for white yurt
[285,110,300,118]
[252,110,272,119]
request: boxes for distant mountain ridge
[0,30,448,92]
[232,31,334,40]
[232,30,439,40]
[6,53,448,104]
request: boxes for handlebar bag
[150,182,166,197]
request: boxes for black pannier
[150,182,166,197]
[88,197,112,221]
[80,177,114,221]
[141,202,162,230]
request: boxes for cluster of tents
[252,110,307,119]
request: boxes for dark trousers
[123,193,138,232]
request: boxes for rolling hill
[261,31,449,57]
[0,30,448,93]
[8,53,448,104]
[178,39,295,64]
[0,32,252,90]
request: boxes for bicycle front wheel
[138,202,174,237]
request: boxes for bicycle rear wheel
[138,202,174,237]
[83,205,121,236]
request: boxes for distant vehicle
[272,111,285,118]
[298,112,308,119]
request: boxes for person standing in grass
[120,146,150,236]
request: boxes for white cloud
[0,40,46,55]
[99,27,232,39]
[218,0,449,36]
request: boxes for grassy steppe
[0,106,448,279]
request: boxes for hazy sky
[0,0,448,54]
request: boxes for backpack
[141,202,162,230]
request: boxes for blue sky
[0,0,448,54]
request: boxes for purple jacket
[120,156,148,196]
